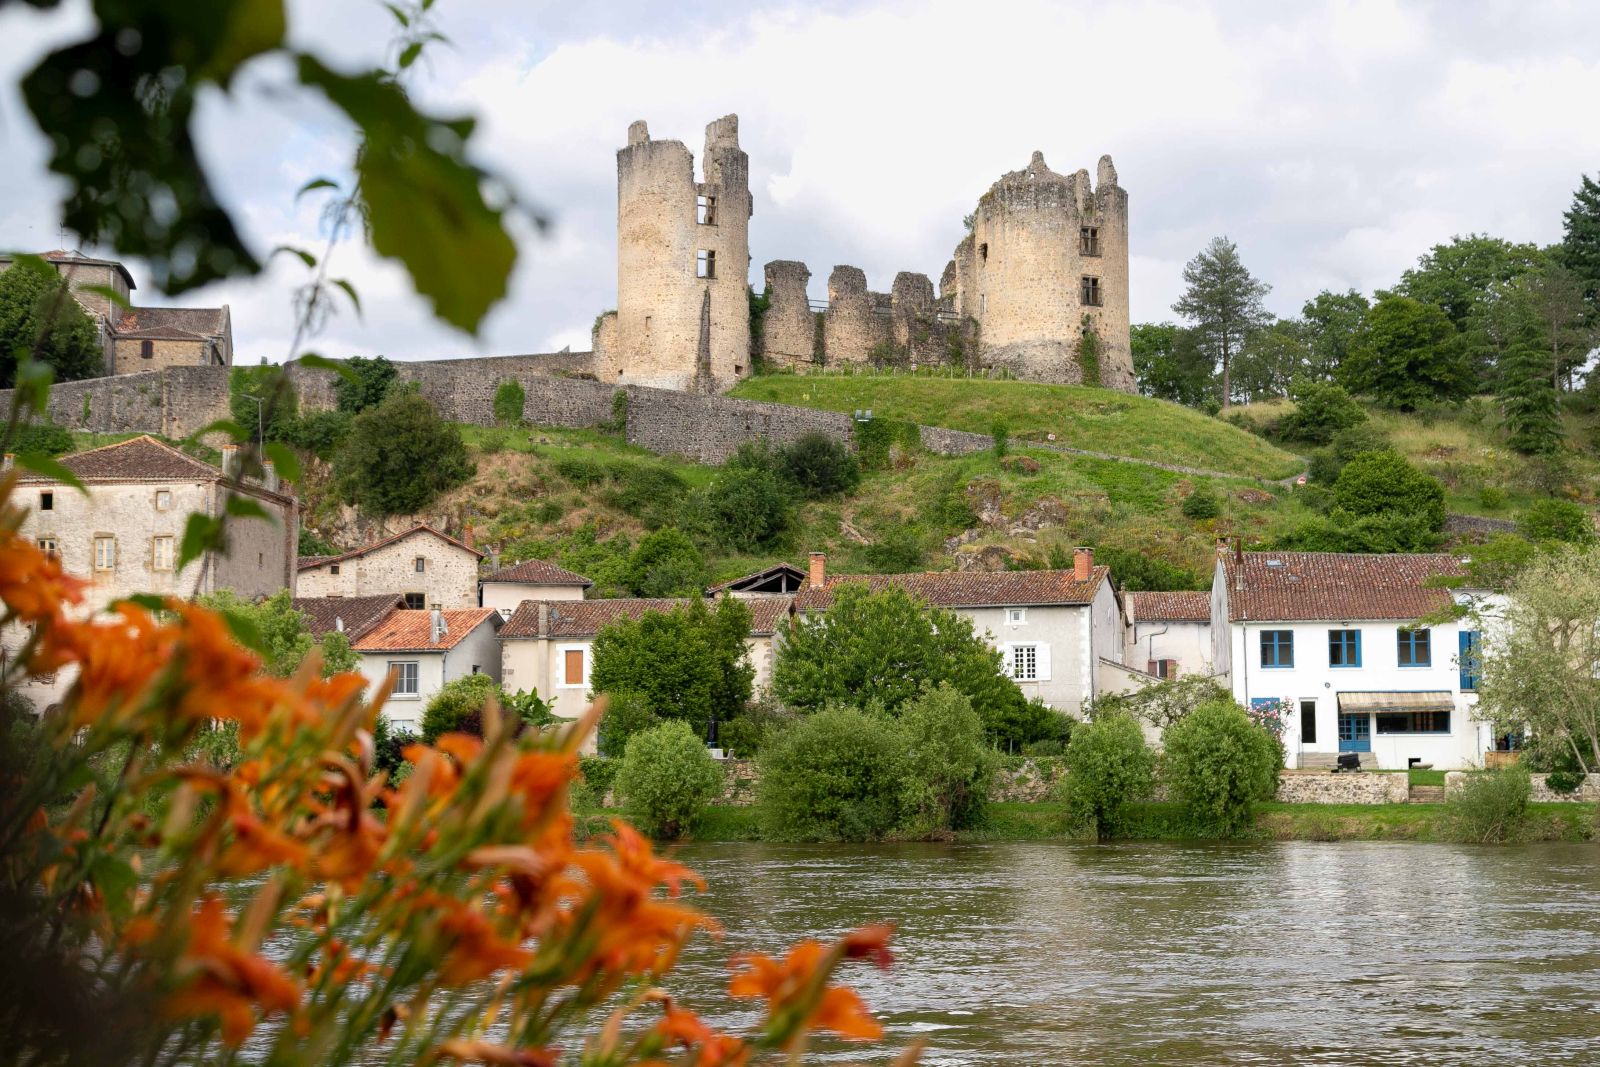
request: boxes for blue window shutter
[1353,629,1362,668]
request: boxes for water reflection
[667,841,1600,1065]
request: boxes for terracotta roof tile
[1125,590,1211,623]
[115,306,227,340]
[351,608,499,652]
[500,596,791,639]
[297,525,484,571]
[792,568,1108,612]
[1221,552,1465,623]
[480,558,592,587]
[14,435,218,484]
[292,594,404,641]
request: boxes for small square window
[1398,628,1431,668]
[1007,608,1027,625]
[330,563,340,575]
[404,592,426,610]
[1080,276,1102,306]
[696,249,716,279]
[36,537,57,558]
[697,194,716,225]
[152,535,174,571]
[563,648,586,687]
[414,557,426,573]
[39,491,53,512]
[155,490,171,511]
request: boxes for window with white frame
[389,661,420,697]
[1005,642,1049,682]
[36,537,56,558]
[93,535,116,571]
[152,535,175,571]
[1007,608,1027,626]
[560,646,588,688]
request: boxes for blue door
[1338,712,1371,752]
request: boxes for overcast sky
[2,0,1598,364]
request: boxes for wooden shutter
[564,649,584,686]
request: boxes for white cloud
[1,0,1597,359]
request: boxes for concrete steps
[1408,785,1446,804]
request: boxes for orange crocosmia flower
[510,750,577,821]
[433,1040,557,1066]
[217,796,310,876]
[841,923,896,970]
[605,820,705,897]
[0,532,86,623]
[808,984,883,1041]
[729,941,824,1005]
[655,1005,714,1048]
[434,905,532,986]
[161,895,301,1045]
[434,732,484,765]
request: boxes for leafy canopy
[756,706,910,842]
[1332,450,1447,531]
[589,597,753,734]
[0,259,103,388]
[1338,293,1473,409]
[333,391,473,515]
[1161,699,1281,836]
[615,720,723,840]
[334,355,399,414]
[196,589,359,679]
[1171,236,1272,407]
[1060,713,1155,838]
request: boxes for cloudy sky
[2,0,1598,364]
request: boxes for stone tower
[596,114,752,393]
[946,151,1133,389]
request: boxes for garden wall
[1444,771,1599,802]
[1274,773,1410,805]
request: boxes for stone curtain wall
[761,261,814,369]
[1275,773,1411,805]
[13,369,170,436]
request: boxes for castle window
[1080,226,1100,256]
[978,243,988,263]
[979,294,986,315]
[40,491,52,512]
[1080,276,1102,306]
[697,195,716,225]
[696,250,716,279]
[140,340,153,359]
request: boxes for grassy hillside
[728,373,1305,480]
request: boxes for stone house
[297,525,483,609]
[0,250,233,374]
[497,596,793,730]
[351,607,502,733]
[5,435,297,710]
[479,558,591,618]
[1212,550,1489,770]
[1123,591,1213,680]
[791,550,1123,713]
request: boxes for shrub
[492,378,526,425]
[1545,767,1584,795]
[334,354,398,414]
[1275,510,1444,553]
[1332,450,1446,530]
[1277,379,1367,445]
[898,684,997,833]
[1444,765,1531,843]
[333,392,473,515]
[573,755,619,809]
[623,527,707,597]
[778,432,861,498]
[420,673,500,742]
[757,707,908,841]
[1180,483,1221,520]
[600,462,688,529]
[373,714,417,777]
[699,466,794,551]
[1519,499,1597,545]
[1059,714,1155,838]
[1161,699,1280,837]
[614,720,723,839]
[11,422,74,457]
[285,408,354,459]
[861,523,926,573]
[991,420,1009,458]
[716,695,798,759]
[0,260,103,386]
[1478,486,1508,511]
[596,689,659,758]
[1307,424,1393,484]
[590,597,753,732]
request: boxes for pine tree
[1558,173,1600,323]
[1498,325,1563,455]
[1171,237,1272,409]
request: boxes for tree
[1337,293,1473,408]
[1332,451,1447,531]
[1092,675,1235,732]
[778,432,861,498]
[1130,323,1215,407]
[1558,174,1600,324]
[614,720,723,839]
[420,673,501,742]
[1518,499,1597,545]
[1497,322,1563,455]
[230,363,300,443]
[773,583,1030,746]
[333,392,473,515]
[1230,319,1310,402]
[756,706,909,841]
[1397,234,1545,331]
[698,466,795,551]
[0,260,103,387]
[334,355,399,414]
[492,378,526,425]
[1473,546,1600,772]
[623,528,707,598]
[1060,714,1155,838]
[1523,262,1593,391]
[897,684,997,833]
[589,597,753,739]
[1161,699,1280,836]
[1300,289,1370,380]
[1171,237,1272,409]
[198,589,359,679]
[1276,379,1368,445]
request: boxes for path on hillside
[1029,438,1308,484]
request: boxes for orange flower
[841,923,896,970]
[0,530,85,624]
[730,927,894,1043]
[807,985,882,1041]
[434,903,532,986]
[161,895,301,1045]
[653,1006,750,1066]
[433,1040,557,1066]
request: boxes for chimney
[1073,546,1092,582]
[430,604,447,645]
[1233,536,1243,564]
[221,444,241,479]
[538,601,550,638]
[1216,537,1230,560]
[464,523,475,550]
[261,459,279,493]
[489,546,501,573]
[808,552,826,589]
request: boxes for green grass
[729,373,1305,480]
[1408,768,1447,787]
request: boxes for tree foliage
[1230,319,1311,402]
[1060,714,1155,838]
[333,391,473,515]
[623,528,708,598]
[1338,293,1473,408]
[1331,450,1447,531]
[1130,322,1216,408]
[778,432,861,499]
[1171,236,1273,408]
[1518,499,1597,545]
[1276,379,1367,445]
[615,720,723,840]
[897,684,997,834]
[1161,699,1280,836]
[699,466,794,552]
[420,673,500,743]
[334,355,398,414]
[1396,234,1545,333]
[197,589,358,679]
[229,363,300,444]
[1559,173,1600,325]
[1300,288,1370,380]
[756,706,909,842]
[589,597,753,737]
[0,260,102,388]
[1092,675,1235,731]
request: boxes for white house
[1122,590,1213,680]
[297,525,483,609]
[351,607,502,732]
[479,558,591,618]
[1213,550,1489,770]
[791,549,1123,713]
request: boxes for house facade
[479,558,591,618]
[351,607,502,732]
[298,525,482,609]
[1213,550,1488,770]
[1122,590,1212,680]
[792,550,1122,713]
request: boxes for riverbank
[580,800,1599,845]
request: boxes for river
[663,841,1600,1066]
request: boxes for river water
[662,841,1600,1066]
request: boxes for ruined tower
[595,115,752,393]
[946,152,1133,389]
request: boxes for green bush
[1332,450,1446,530]
[334,355,398,414]
[1545,767,1584,795]
[898,684,997,833]
[554,455,609,486]
[492,378,526,425]
[1161,699,1280,837]
[596,689,659,759]
[284,409,354,459]
[333,392,473,515]
[623,527,707,597]
[1444,765,1531,843]
[778,432,861,498]
[11,422,74,457]
[861,523,926,573]
[573,755,619,809]
[600,462,687,529]
[1307,424,1393,485]
[1180,483,1221,520]
[1519,499,1597,545]
[614,720,723,839]
[757,707,908,841]
[699,466,794,551]
[0,259,103,386]
[715,695,797,759]
[590,597,752,732]
[373,715,417,778]
[1275,510,1444,553]
[991,420,1009,458]
[1277,379,1367,445]
[1059,714,1155,838]
[420,673,500,742]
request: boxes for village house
[1122,591,1213,680]
[297,525,482,609]
[497,596,793,730]
[479,558,591,618]
[292,593,406,645]
[350,607,502,732]
[1212,549,1489,771]
[791,550,1123,713]
[5,436,297,710]
[707,562,808,598]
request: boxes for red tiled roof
[792,568,1108,612]
[297,524,484,571]
[1221,552,1465,623]
[481,558,592,587]
[114,306,228,340]
[292,594,404,641]
[1125,590,1211,623]
[500,596,791,639]
[351,608,499,652]
[14,435,218,484]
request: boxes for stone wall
[1444,771,1600,802]
[624,385,858,463]
[761,260,814,369]
[112,336,213,376]
[1274,772,1411,805]
[19,370,168,436]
